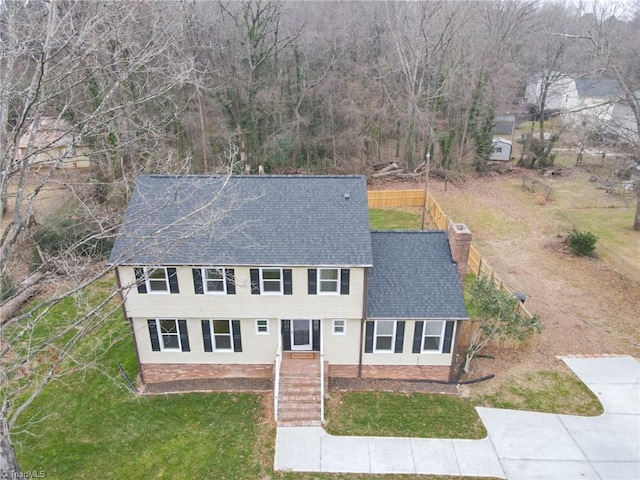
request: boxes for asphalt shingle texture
[367,231,467,319]
[108,175,373,267]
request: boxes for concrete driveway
[274,355,640,479]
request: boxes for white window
[158,319,181,351]
[260,268,282,294]
[255,319,269,335]
[318,268,339,294]
[332,319,346,335]
[422,321,446,353]
[210,319,233,351]
[203,268,226,294]
[146,267,169,293]
[374,320,396,352]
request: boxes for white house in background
[15,117,90,168]
[490,137,512,161]
[108,175,472,400]
[525,75,639,142]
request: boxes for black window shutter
[308,269,317,295]
[281,320,291,351]
[178,319,190,352]
[412,321,424,353]
[394,321,405,353]
[167,268,179,293]
[147,319,160,351]
[135,268,147,294]
[312,319,321,351]
[250,269,260,294]
[201,320,212,352]
[226,269,236,294]
[364,321,375,353]
[232,320,242,352]
[442,321,455,353]
[283,269,293,295]
[192,268,204,294]
[340,269,350,295]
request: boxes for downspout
[358,267,369,379]
[448,319,464,383]
[115,267,143,387]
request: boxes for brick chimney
[448,222,472,288]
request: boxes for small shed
[490,137,512,161]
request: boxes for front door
[291,319,312,350]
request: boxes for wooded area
[1,1,639,475]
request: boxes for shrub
[32,204,113,262]
[568,230,598,257]
[1,274,17,302]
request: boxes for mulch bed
[329,377,459,395]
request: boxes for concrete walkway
[274,355,640,479]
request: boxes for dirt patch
[371,168,640,397]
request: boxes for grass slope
[14,316,266,479]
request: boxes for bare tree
[0,1,203,474]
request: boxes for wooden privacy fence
[367,189,425,208]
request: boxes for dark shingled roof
[494,114,515,136]
[108,175,373,267]
[575,78,622,98]
[367,231,467,319]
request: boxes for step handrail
[274,326,283,422]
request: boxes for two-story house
[108,175,470,409]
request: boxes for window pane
[377,321,394,335]
[205,268,224,280]
[149,280,168,291]
[214,335,232,350]
[256,320,268,333]
[262,269,281,280]
[160,320,177,334]
[333,320,345,333]
[320,269,338,280]
[206,280,224,292]
[319,281,338,292]
[424,321,443,335]
[263,280,281,292]
[423,337,440,351]
[376,336,392,350]
[212,320,230,334]
[149,268,166,280]
[162,334,180,349]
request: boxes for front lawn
[325,391,487,439]
[14,321,269,479]
[472,370,603,416]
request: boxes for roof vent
[344,193,351,200]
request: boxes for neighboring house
[108,175,471,395]
[15,117,90,168]
[490,137,512,161]
[525,75,638,141]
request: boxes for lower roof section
[367,231,468,320]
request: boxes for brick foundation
[329,364,451,382]
[141,363,273,384]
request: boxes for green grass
[325,391,487,439]
[472,371,604,416]
[13,283,268,480]
[369,208,422,230]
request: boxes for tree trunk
[1,416,20,478]
[634,189,640,231]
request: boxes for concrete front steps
[277,352,322,427]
